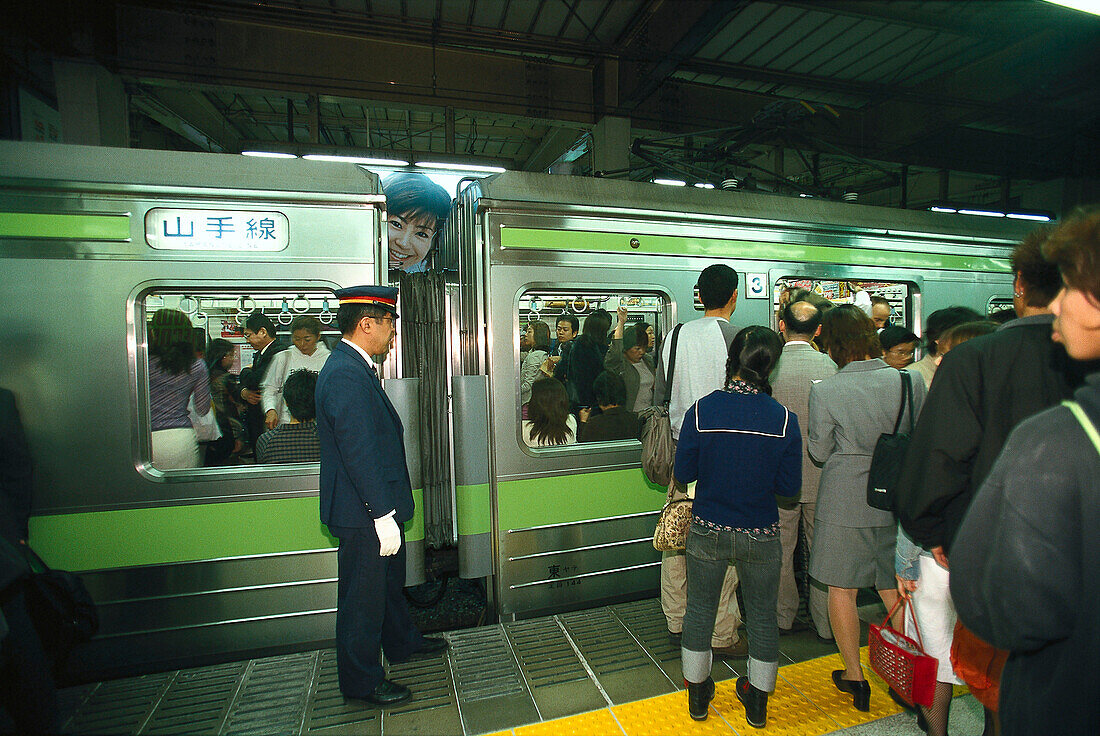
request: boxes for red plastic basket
[868,597,937,708]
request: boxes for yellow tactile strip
[479,646,961,736]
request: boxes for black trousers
[333,526,425,698]
[0,581,57,733]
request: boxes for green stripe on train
[456,483,491,536]
[0,212,131,240]
[500,226,1012,273]
[496,468,664,531]
[28,488,425,572]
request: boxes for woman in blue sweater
[675,326,802,728]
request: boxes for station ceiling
[7,0,1100,205]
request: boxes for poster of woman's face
[384,172,452,273]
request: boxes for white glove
[374,514,402,557]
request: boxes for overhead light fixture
[799,193,814,198]
[652,178,686,187]
[929,206,957,214]
[1006,212,1053,222]
[416,161,506,173]
[304,154,410,166]
[957,208,1006,218]
[1042,1,1100,17]
[693,182,715,189]
[241,150,297,159]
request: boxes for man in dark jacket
[950,211,1100,735]
[316,286,445,707]
[894,229,1097,558]
[239,311,285,457]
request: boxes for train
[0,141,1031,680]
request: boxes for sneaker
[685,677,715,721]
[735,676,769,728]
[712,637,749,658]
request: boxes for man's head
[1011,225,1062,314]
[335,285,399,357]
[384,172,451,272]
[243,311,277,350]
[870,297,892,329]
[283,369,318,422]
[556,315,579,344]
[923,306,982,357]
[592,371,627,409]
[879,325,919,369]
[697,264,739,314]
[779,300,822,340]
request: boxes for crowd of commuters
[658,209,1100,733]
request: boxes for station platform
[57,597,984,735]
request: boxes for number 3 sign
[746,273,768,299]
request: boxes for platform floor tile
[614,691,734,735]
[779,652,902,730]
[713,673,837,736]
[514,708,623,736]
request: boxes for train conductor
[316,285,447,706]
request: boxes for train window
[516,289,667,451]
[140,288,339,474]
[773,278,918,333]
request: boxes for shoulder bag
[866,370,914,511]
[640,323,682,487]
[652,478,693,551]
[21,544,100,674]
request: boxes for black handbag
[21,545,99,672]
[867,370,914,511]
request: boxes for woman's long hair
[205,338,235,373]
[580,309,612,347]
[149,309,196,375]
[725,326,783,395]
[527,378,572,445]
[819,304,882,368]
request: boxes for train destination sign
[145,208,289,251]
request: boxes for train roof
[0,141,381,196]
[470,171,1034,244]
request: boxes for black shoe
[351,679,411,707]
[735,676,769,728]
[686,677,715,721]
[414,636,449,656]
[668,629,682,645]
[831,670,870,711]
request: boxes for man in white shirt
[770,301,837,639]
[653,264,746,657]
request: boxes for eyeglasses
[886,347,915,357]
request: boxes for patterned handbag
[869,597,937,708]
[652,480,692,551]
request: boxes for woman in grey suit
[807,305,926,712]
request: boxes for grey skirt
[809,519,895,590]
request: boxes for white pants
[905,555,962,684]
[152,427,200,469]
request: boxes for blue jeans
[682,521,782,692]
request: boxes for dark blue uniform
[316,340,424,697]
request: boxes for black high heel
[831,670,871,711]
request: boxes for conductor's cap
[335,285,399,317]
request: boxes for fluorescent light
[1006,212,1053,222]
[799,193,813,198]
[241,150,297,159]
[958,209,1006,218]
[653,178,686,186]
[1043,1,1100,17]
[416,161,506,173]
[929,206,957,214]
[694,182,715,189]
[304,154,410,166]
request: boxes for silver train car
[0,142,1032,679]
[442,172,1029,621]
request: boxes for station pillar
[53,59,130,148]
[591,116,630,175]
